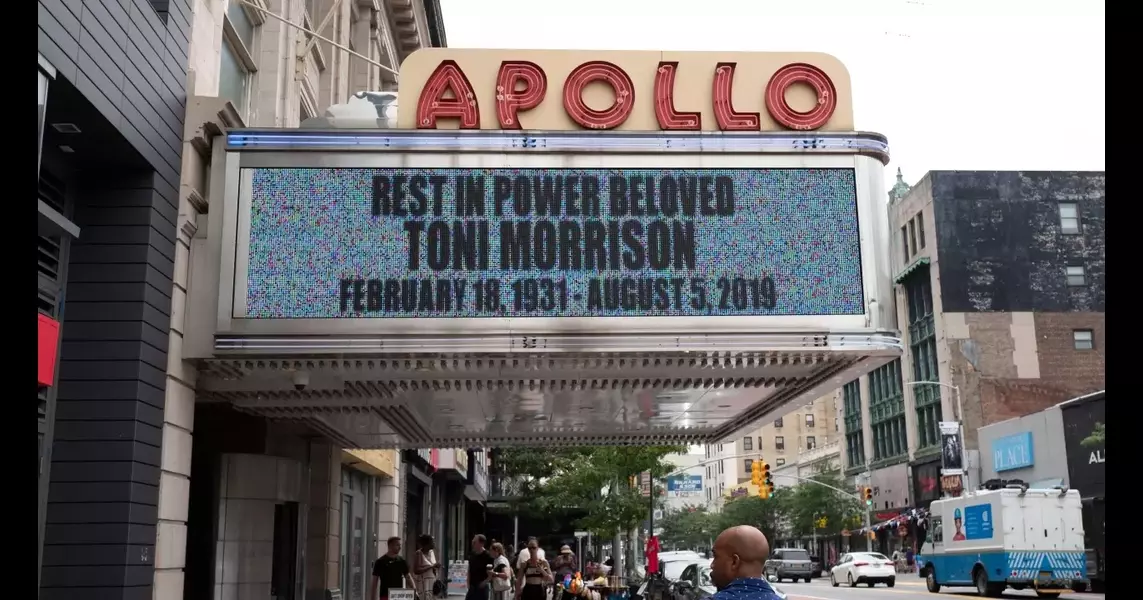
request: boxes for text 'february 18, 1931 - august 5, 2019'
[243,167,865,319]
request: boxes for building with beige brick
[837,170,1105,533]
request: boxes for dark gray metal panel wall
[38,0,192,192]
[38,1,190,598]
[930,171,1106,313]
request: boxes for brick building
[837,170,1105,514]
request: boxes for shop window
[1073,330,1094,350]
[1059,203,1080,234]
[1066,265,1086,286]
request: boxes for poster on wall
[939,421,964,475]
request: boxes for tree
[658,505,716,550]
[715,487,794,544]
[781,468,863,538]
[495,445,688,538]
[1082,422,1104,448]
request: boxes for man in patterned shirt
[709,526,783,600]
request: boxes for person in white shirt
[413,534,440,598]
[516,537,546,569]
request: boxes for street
[780,577,1105,600]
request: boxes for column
[307,441,342,600]
[378,456,402,551]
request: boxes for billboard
[667,475,703,496]
[241,167,863,320]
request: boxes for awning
[894,257,931,284]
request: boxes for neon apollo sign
[413,60,839,132]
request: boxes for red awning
[38,313,60,387]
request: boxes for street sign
[575,531,588,539]
[389,590,415,600]
[640,471,652,497]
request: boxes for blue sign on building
[667,475,703,494]
[992,432,1034,472]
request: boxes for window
[908,219,918,255]
[917,212,926,249]
[742,436,753,451]
[221,0,260,118]
[843,380,864,468]
[718,461,724,474]
[904,266,941,449]
[806,436,817,450]
[900,225,910,261]
[1066,265,1086,286]
[758,436,764,450]
[776,458,786,466]
[775,436,785,451]
[744,459,753,473]
[805,414,815,428]
[835,416,839,432]
[1059,203,1080,234]
[868,359,907,462]
[1073,329,1094,350]
[774,417,783,428]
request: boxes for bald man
[709,526,783,600]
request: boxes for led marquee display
[244,167,864,319]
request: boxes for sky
[438,0,1105,190]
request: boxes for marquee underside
[197,332,900,448]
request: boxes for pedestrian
[489,542,515,600]
[468,535,496,600]
[372,536,415,600]
[516,537,546,570]
[413,534,440,599]
[552,545,578,581]
[516,537,554,600]
[708,526,783,600]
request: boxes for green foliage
[658,505,717,550]
[495,445,688,538]
[714,488,794,544]
[780,469,862,538]
[1081,422,1104,448]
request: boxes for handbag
[492,559,513,593]
[433,580,447,597]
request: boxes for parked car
[809,555,823,578]
[829,552,896,588]
[763,548,813,583]
[674,561,787,600]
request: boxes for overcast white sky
[438,0,1105,190]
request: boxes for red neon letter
[765,63,838,131]
[563,61,635,130]
[654,62,701,130]
[415,60,480,129]
[496,61,547,129]
[712,62,760,131]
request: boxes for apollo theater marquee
[185,48,901,448]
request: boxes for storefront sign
[991,431,1034,472]
[397,49,854,133]
[940,474,963,496]
[243,168,863,319]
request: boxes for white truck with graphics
[916,486,1087,598]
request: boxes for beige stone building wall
[730,393,840,484]
[156,0,440,597]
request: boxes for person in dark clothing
[372,537,415,600]
[467,534,495,600]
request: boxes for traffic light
[762,462,774,498]
[863,487,873,506]
[750,460,762,486]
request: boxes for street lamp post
[904,380,966,495]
